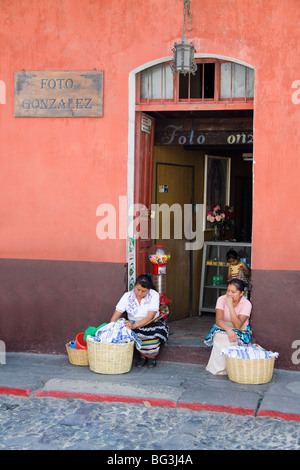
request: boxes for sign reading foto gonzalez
[14,71,103,117]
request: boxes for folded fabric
[204,324,252,347]
[87,319,142,350]
[84,323,107,341]
[221,345,279,359]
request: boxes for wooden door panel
[134,113,155,277]
[155,163,194,320]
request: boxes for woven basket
[87,339,134,374]
[226,356,275,384]
[66,344,89,366]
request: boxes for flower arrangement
[207,205,234,230]
[207,205,225,228]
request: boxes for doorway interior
[133,58,254,324]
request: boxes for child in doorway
[226,249,251,289]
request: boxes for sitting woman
[110,274,169,368]
[205,279,252,375]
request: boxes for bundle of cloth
[221,345,279,359]
[86,318,142,349]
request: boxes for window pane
[232,63,246,98]
[246,67,254,97]
[204,63,215,98]
[140,65,173,100]
[140,69,149,99]
[221,63,254,99]
[179,63,215,99]
[162,65,173,99]
[179,73,188,99]
[149,65,162,99]
[190,64,202,98]
[220,62,231,98]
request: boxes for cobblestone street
[0,395,299,451]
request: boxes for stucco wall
[1,0,299,267]
[0,0,299,367]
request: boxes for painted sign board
[14,70,103,117]
[141,115,152,134]
[155,124,253,146]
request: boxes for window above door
[137,59,254,110]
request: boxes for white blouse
[115,289,160,323]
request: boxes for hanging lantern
[170,34,197,75]
[170,0,197,75]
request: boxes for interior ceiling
[145,109,253,120]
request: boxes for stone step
[158,343,211,365]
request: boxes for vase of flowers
[212,225,220,241]
[207,205,234,241]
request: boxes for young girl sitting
[226,249,251,288]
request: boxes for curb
[34,389,256,416]
[178,402,256,416]
[34,388,299,421]
[34,389,178,408]
[257,409,300,422]
[0,386,31,397]
[1,386,300,422]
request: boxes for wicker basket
[87,339,134,374]
[226,356,275,384]
[66,343,89,366]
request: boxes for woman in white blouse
[110,274,169,368]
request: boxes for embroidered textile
[87,319,142,349]
[115,289,160,323]
[135,318,169,344]
[139,338,161,357]
[204,323,252,347]
[221,345,279,359]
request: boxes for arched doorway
[128,56,254,322]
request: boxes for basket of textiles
[222,345,279,384]
[87,340,134,374]
[66,342,89,366]
[86,319,141,374]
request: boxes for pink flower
[207,205,234,229]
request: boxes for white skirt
[206,331,238,375]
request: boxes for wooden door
[154,163,194,320]
[134,112,155,277]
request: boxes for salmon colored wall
[0,0,299,270]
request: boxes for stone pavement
[0,393,299,450]
[0,352,299,422]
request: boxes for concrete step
[155,315,213,365]
[158,343,211,365]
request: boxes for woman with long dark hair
[110,274,169,368]
[205,279,252,375]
